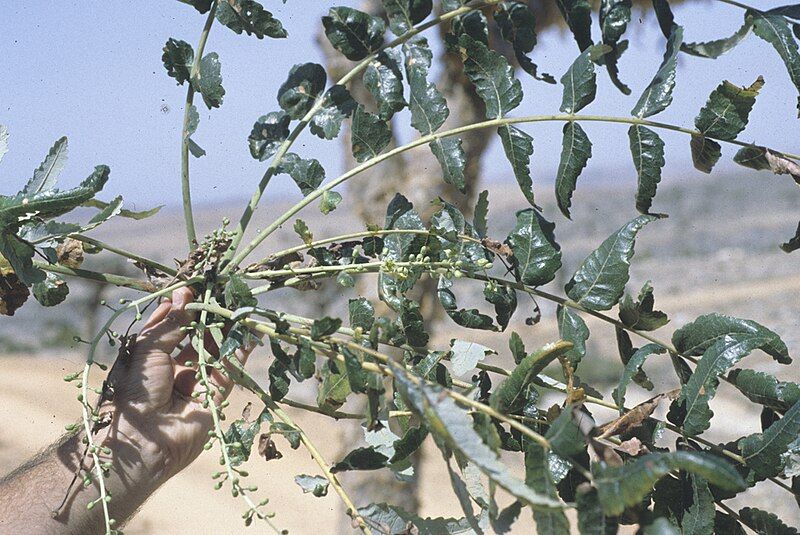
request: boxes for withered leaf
[56,238,84,269]
[0,262,30,316]
[258,433,283,461]
[597,392,668,439]
[481,237,512,257]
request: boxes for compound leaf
[565,215,659,311]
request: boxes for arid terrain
[1,172,798,532]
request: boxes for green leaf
[450,339,495,377]
[612,343,666,410]
[748,10,800,116]
[555,0,593,51]
[162,38,194,85]
[628,125,666,215]
[224,274,257,309]
[733,145,800,185]
[393,368,565,509]
[618,281,669,331]
[494,1,555,83]
[429,137,466,192]
[489,341,573,415]
[83,198,162,220]
[278,63,326,119]
[382,0,432,36]
[248,111,290,161]
[576,484,618,535]
[557,305,589,368]
[560,47,602,114]
[187,139,205,158]
[555,122,593,218]
[349,297,375,331]
[294,474,329,497]
[176,0,213,13]
[594,451,745,516]
[0,235,43,286]
[309,85,357,140]
[695,77,764,141]
[728,368,800,413]
[631,25,683,118]
[364,50,406,120]
[668,333,774,435]
[483,281,517,331]
[505,209,561,287]
[311,316,342,340]
[322,7,386,61]
[331,446,390,473]
[319,190,342,215]
[317,361,351,410]
[358,502,475,534]
[498,125,536,207]
[781,222,800,253]
[681,475,715,535]
[599,0,632,94]
[404,38,449,135]
[458,34,522,119]
[690,135,722,174]
[277,153,325,196]
[400,298,429,347]
[524,443,571,535]
[644,518,680,534]
[683,19,753,59]
[223,417,262,467]
[215,0,287,39]
[351,105,391,163]
[739,400,800,479]
[473,190,489,239]
[25,137,67,195]
[565,215,659,311]
[672,313,791,364]
[192,52,225,109]
[0,164,109,232]
[31,272,69,307]
[438,278,495,332]
[545,406,589,461]
[738,506,799,535]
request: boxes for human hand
[104,287,256,486]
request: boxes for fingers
[136,287,196,354]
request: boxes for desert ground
[1,173,799,533]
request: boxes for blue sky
[1,1,799,212]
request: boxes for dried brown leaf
[258,433,283,461]
[56,238,84,269]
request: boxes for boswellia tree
[2,0,800,533]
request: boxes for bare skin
[0,288,255,534]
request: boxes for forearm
[0,423,170,534]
